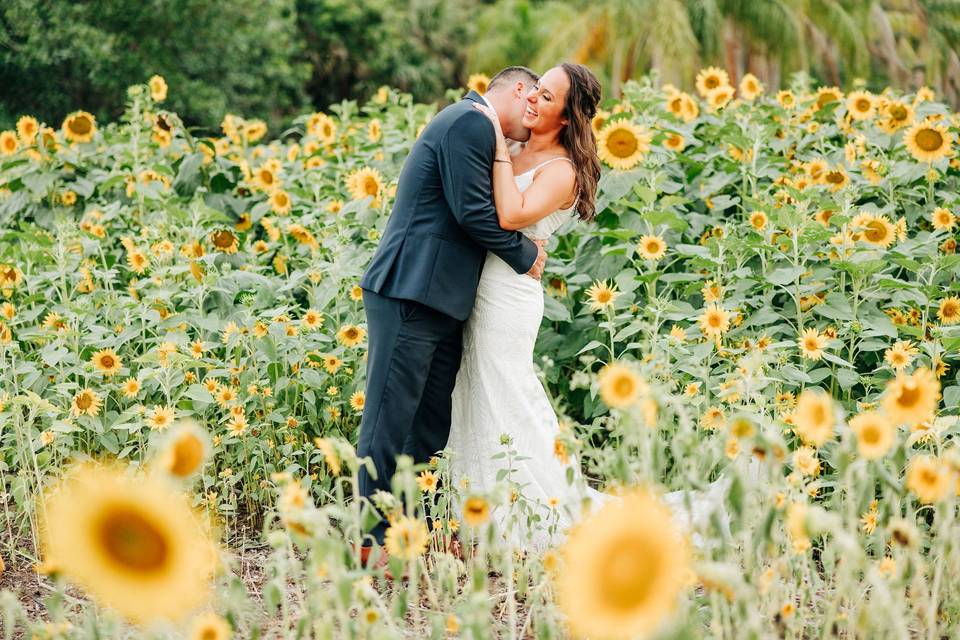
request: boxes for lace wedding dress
[447,158,729,550]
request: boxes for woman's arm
[475,104,577,231]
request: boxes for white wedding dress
[447,158,730,550]
[448,158,593,549]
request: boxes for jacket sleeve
[437,110,539,274]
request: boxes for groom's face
[502,81,537,142]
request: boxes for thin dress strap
[529,157,579,213]
[529,156,574,175]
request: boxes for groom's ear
[513,81,526,98]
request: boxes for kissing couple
[355,63,728,562]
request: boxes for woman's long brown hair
[559,62,602,221]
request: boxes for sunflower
[695,66,730,98]
[882,100,914,129]
[738,73,763,100]
[384,515,430,560]
[72,389,102,417]
[558,489,689,640]
[304,115,335,147]
[749,211,768,231]
[845,90,875,121]
[91,348,122,376]
[350,391,365,413]
[884,340,917,370]
[707,86,735,110]
[591,109,611,134]
[0,131,18,156]
[794,389,835,447]
[323,354,343,374]
[209,229,239,254]
[798,328,827,361]
[159,420,209,480]
[302,309,324,331]
[62,111,97,143]
[814,86,843,110]
[938,297,960,325]
[678,93,699,122]
[598,362,644,409]
[148,405,176,431]
[467,73,490,95]
[821,167,849,192]
[859,215,896,248]
[269,189,292,215]
[337,324,366,347]
[416,470,439,493]
[932,207,956,231]
[346,167,385,206]
[906,455,953,504]
[41,464,216,623]
[793,446,820,477]
[189,612,231,640]
[698,303,730,338]
[16,115,39,144]
[850,411,895,460]
[307,438,340,476]
[882,367,940,425]
[637,234,667,261]
[367,119,382,143]
[584,280,619,312]
[253,165,279,191]
[597,121,651,170]
[463,496,490,526]
[662,132,685,152]
[776,90,796,109]
[903,120,953,163]
[147,75,168,102]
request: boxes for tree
[0,0,310,130]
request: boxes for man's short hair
[487,66,540,92]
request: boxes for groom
[357,66,545,549]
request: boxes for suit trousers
[357,289,464,543]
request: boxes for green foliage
[0,0,310,131]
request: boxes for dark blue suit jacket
[360,91,539,321]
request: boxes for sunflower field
[0,67,959,638]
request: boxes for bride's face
[521,67,570,133]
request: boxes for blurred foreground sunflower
[42,465,217,624]
[558,489,690,639]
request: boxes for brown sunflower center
[612,375,636,398]
[861,425,880,444]
[100,355,116,369]
[916,129,944,152]
[606,129,639,158]
[212,230,235,248]
[170,435,204,477]
[76,393,93,410]
[895,382,921,408]
[855,99,871,112]
[363,177,379,196]
[705,77,720,90]
[597,536,658,611]
[890,105,907,120]
[98,508,169,572]
[70,116,92,135]
[864,220,888,242]
[825,171,845,184]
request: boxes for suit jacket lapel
[464,90,484,105]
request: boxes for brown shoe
[359,545,397,580]
[445,534,475,561]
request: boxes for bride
[447,63,729,549]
